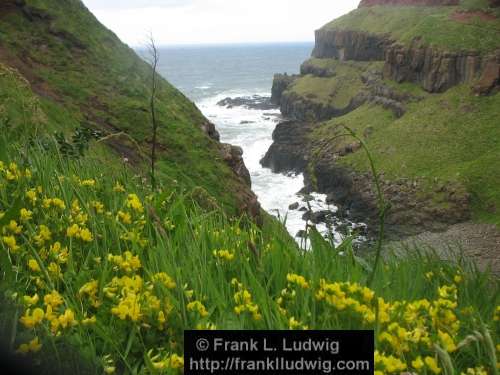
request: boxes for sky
[81,0,360,46]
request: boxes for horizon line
[131,40,315,48]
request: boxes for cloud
[81,0,360,46]
[83,0,193,10]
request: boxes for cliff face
[312,29,389,61]
[312,28,500,94]
[265,0,500,239]
[385,42,500,93]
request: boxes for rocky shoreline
[260,119,471,239]
[261,10,500,242]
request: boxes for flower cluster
[231,278,262,321]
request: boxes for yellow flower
[153,272,177,289]
[51,198,66,210]
[42,198,66,210]
[33,225,51,246]
[108,251,141,273]
[66,224,93,242]
[19,208,33,222]
[117,210,132,224]
[213,249,235,262]
[80,179,96,187]
[187,301,209,317]
[113,182,125,193]
[126,194,144,213]
[50,242,69,264]
[26,189,38,205]
[286,273,310,289]
[28,258,41,272]
[438,330,457,352]
[48,262,62,278]
[425,356,442,374]
[289,316,308,330]
[44,290,64,308]
[91,201,104,214]
[19,308,45,329]
[3,235,20,252]
[461,366,488,375]
[82,316,97,325]
[67,224,80,237]
[79,227,93,242]
[157,311,166,326]
[169,354,184,369]
[111,293,142,322]
[16,337,42,354]
[58,308,77,328]
[412,356,424,370]
[6,220,22,234]
[103,354,116,374]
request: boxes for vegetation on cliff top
[288,60,379,109]
[0,0,248,214]
[324,1,500,53]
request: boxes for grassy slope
[0,0,245,214]
[0,129,498,374]
[323,1,500,53]
[310,83,500,224]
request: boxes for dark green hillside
[0,0,255,215]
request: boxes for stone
[220,143,251,187]
[271,74,298,105]
[474,58,500,95]
[217,95,277,110]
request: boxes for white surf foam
[196,92,347,246]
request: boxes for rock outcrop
[260,121,311,173]
[473,51,500,95]
[384,41,500,92]
[312,29,390,61]
[279,91,365,122]
[303,162,470,238]
[220,144,252,187]
[261,122,471,237]
[300,60,336,77]
[271,73,298,105]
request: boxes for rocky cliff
[265,0,500,239]
[384,41,500,93]
[311,26,500,94]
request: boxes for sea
[153,42,346,244]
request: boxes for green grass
[0,131,498,374]
[285,60,379,109]
[0,0,247,215]
[309,85,500,225]
[324,4,500,53]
